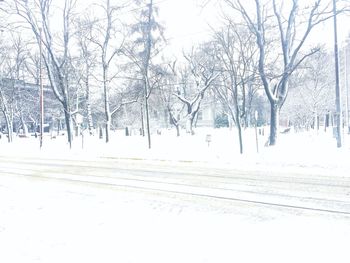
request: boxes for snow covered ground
[1,127,350,263]
[0,160,350,263]
[2,126,350,176]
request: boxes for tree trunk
[227,108,238,153]
[236,113,243,154]
[269,102,280,146]
[4,114,13,143]
[99,126,103,139]
[314,110,318,132]
[144,87,151,148]
[104,79,111,143]
[168,109,180,137]
[56,119,59,136]
[140,103,145,136]
[232,102,244,154]
[176,124,180,137]
[194,111,199,128]
[85,75,94,135]
[63,108,73,148]
[87,102,94,135]
[186,116,194,135]
[237,124,243,154]
[105,113,111,143]
[20,115,29,136]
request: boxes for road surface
[0,155,350,263]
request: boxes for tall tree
[12,0,79,147]
[75,18,98,136]
[173,45,219,135]
[11,34,30,136]
[125,0,165,148]
[0,33,28,142]
[159,61,184,137]
[282,50,335,130]
[83,0,130,143]
[0,78,15,142]
[224,0,335,145]
[214,23,258,154]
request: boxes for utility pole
[333,0,342,147]
[345,36,350,134]
[39,28,44,149]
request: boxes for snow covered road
[1,155,350,263]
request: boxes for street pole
[254,111,259,154]
[333,0,342,147]
[39,28,44,149]
[346,36,350,134]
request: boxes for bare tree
[124,0,165,148]
[75,17,99,136]
[173,45,219,135]
[22,52,44,133]
[0,33,29,142]
[0,78,15,142]
[11,0,80,147]
[82,0,133,143]
[282,50,335,131]
[224,0,335,145]
[12,34,31,136]
[158,61,184,137]
[214,23,258,154]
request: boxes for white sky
[155,0,350,54]
[156,0,220,56]
[2,0,350,58]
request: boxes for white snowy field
[1,126,350,176]
[1,127,350,263]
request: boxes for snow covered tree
[0,33,29,142]
[282,49,335,131]
[75,18,98,136]
[157,61,184,137]
[214,22,259,154]
[124,0,165,148]
[224,0,336,145]
[80,0,134,143]
[11,0,81,147]
[172,44,219,135]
